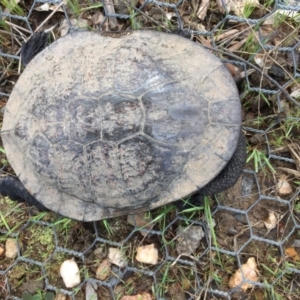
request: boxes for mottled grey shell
[2,30,241,221]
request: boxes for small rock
[108,248,127,268]
[227,228,238,236]
[109,266,123,285]
[136,244,158,265]
[176,226,204,255]
[264,211,277,230]
[268,64,285,79]
[234,213,248,225]
[277,174,292,195]
[55,293,67,300]
[5,238,18,258]
[291,240,300,248]
[254,53,265,68]
[60,258,81,288]
[241,176,254,196]
[85,282,98,300]
[127,213,154,236]
[0,244,4,256]
[96,258,111,280]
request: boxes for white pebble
[264,211,277,230]
[136,244,158,265]
[5,238,18,259]
[277,175,292,195]
[60,258,81,288]
[108,248,127,268]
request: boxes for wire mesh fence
[0,0,300,299]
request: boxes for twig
[228,37,248,52]
[197,0,210,20]
[102,0,119,30]
[215,29,239,42]
[4,21,30,34]
[233,227,250,253]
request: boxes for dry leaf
[254,53,266,68]
[224,63,242,83]
[127,213,154,236]
[277,174,292,195]
[229,257,259,291]
[96,258,111,280]
[215,29,239,42]
[136,244,159,265]
[285,247,300,261]
[102,0,119,30]
[34,3,63,12]
[290,89,300,99]
[92,11,106,27]
[197,0,210,20]
[216,0,230,14]
[264,211,277,230]
[108,248,127,268]
[228,38,248,52]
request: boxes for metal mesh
[1,0,300,299]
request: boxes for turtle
[0,30,246,221]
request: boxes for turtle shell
[2,30,241,221]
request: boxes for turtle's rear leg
[176,131,247,209]
[0,176,48,211]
